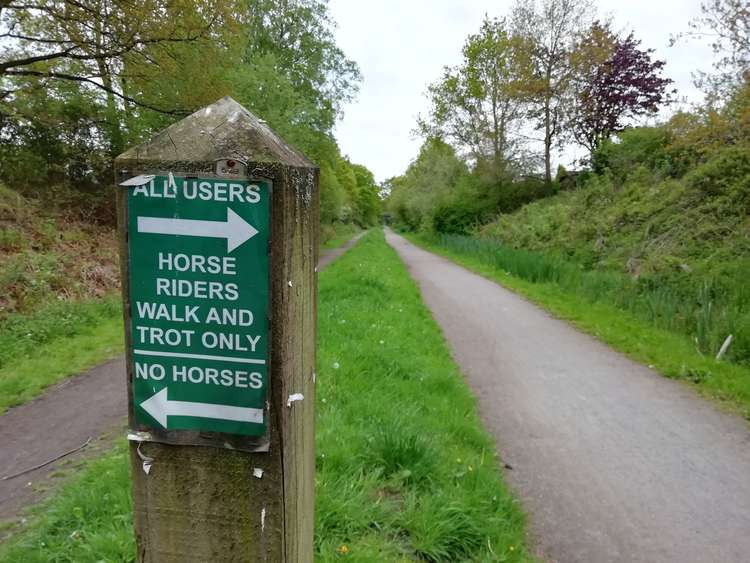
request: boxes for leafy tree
[0,0,367,229]
[511,0,594,182]
[351,163,381,226]
[0,1,238,115]
[419,16,530,179]
[570,22,674,155]
[235,0,360,162]
[387,138,469,230]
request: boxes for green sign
[126,174,269,437]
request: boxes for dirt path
[386,229,750,563]
[0,233,365,526]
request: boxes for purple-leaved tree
[570,22,675,156]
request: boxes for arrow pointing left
[141,388,264,429]
[137,207,259,253]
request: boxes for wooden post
[115,97,318,562]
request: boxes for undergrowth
[0,184,119,317]
[320,221,362,250]
[0,296,124,413]
[478,174,750,363]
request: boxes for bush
[495,177,555,213]
[431,198,486,235]
[685,146,750,204]
[594,126,677,180]
[430,175,556,235]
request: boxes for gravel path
[386,229,750,563]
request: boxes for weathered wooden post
[115,97,318,562]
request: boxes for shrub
[685,146,750,204]
[494,177,555,213]
[431,198,486,235]
[594,126,676,180]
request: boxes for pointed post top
[116,97,315,169]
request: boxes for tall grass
[436,234,750,364]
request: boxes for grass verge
[0,229,532,562]
[406,232,750,421]
[0,297,124,413]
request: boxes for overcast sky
[328,0,716,182]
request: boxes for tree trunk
[544,99,552,183]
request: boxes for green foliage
[387,138,469,231]
[420,16,529,175]
[389,138,555,235]
[480,168,750,363]
[319,222,360,250]
[319,161,348,224]
[432,197,488,235]
[0,297,120,369]
[685,146,750,204]
[1,0,374,229]
[593,126,677,180]
[0,185,120,315]
[1,231,532,562]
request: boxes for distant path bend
[0,231,366,525]
[386,229,750,563]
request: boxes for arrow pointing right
[137,207,259,253]
[141,388,264,429]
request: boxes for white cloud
[329,0,716,182]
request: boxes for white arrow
[141,388,264,429]
[137,208,259,253]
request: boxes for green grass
[0,297,124,413]
[0,229,532,562]
[407,232,750,421]
[0,442,134,561]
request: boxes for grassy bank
[408,232,750,421]
[480,175,750,365]
[0,230,532,562]
[0,297,124,413]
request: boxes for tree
[419,16,530,179]
[676,0,749,97]
[0,0,363,229]
[0,1,238,115]
[351,163,382,226]
[387,138,469,230]
[231,0,361,225]
[236,0,360,158]
[511,0,594,182]
[570,22,674,155]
